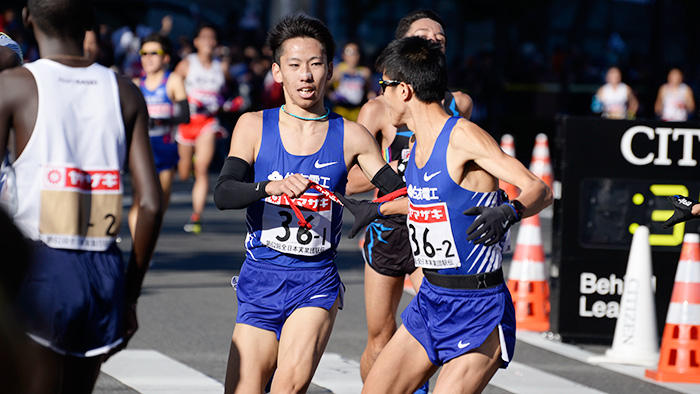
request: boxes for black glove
[334,192,383,238]
[464,203,520,246]
[663,195,699,228]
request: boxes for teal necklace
[281,104,330,121]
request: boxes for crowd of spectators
[3,5,699,128]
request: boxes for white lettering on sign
[579,272,624,295]
[620,125,700,166]
[579,296,619,318]
[577,272,656,320]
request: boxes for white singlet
[14,59,126,251]
[599,83,630,119]
[661,83,690,121]
[184,53,225,115]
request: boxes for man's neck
[197,52,212,66]
[281,101,327,120]
[37,32,83,60]
[405,101,451,141]
[145,69,166,85]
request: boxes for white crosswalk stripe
[517,331,700,394]
[490,361,608,394]
[312,353,364,393]
[102,347,690,394]
[101,350,224,393]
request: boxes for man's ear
[326,60,333,80]
[22,7,32,30]
[401,82,413,102]
[271,62,283,83]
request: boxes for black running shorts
[362,215,416,277]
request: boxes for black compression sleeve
[214,156,270,210]
[172,99,190,124]
[370,164,405,195]
[150,100,190,128]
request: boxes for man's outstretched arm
[119,76,164,350]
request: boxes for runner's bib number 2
[40,165,122,251]
[260,193,332,256]
[407,201,461,268]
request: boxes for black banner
[552,116,700,343]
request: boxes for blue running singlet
[140,72,174,137]
[405,116,509,276]
[245,108,347,268]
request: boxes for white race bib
[39,165,122,251]
[260,193,333,256]
[407,201,461,268]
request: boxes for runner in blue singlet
[346,11,474,393]
[214,14,407,393]
[130,34,189,235]
[361,36,552,394]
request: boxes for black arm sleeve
[214,156,270,210]
[150,100,190,127]
[370,163,405,195]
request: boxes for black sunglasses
[378,79,401,93]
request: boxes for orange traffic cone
[529,133,553,191]
[507,214,550,331]
[499,134,520,199]
[404,274,416,295]
[646,233,700,383]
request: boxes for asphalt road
[92,176,700,394]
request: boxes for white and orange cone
[529,133,553,191]
[499,134,520,200]
[529,133,554,218]
[507,214,550,331]
[646,233,700,383]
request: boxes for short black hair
[376,36,446,103]
[395,10,445,39]
[266,14,335,65]
[195,23,218,39]
[142,33,173,57]
[27,0,94,41]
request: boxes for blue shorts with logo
[235,258,344,340]
[15,242,126,357]
[401,279,515,367]
[150,133,179,172]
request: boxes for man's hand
[464,204,520,246]
[334,193,383,238]
[265,174,311,198]
[663,195,699,228]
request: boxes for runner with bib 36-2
[360,36,552,394]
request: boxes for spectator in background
[174,24,229,234]
[655,68,695,121]
[328,41,372,121]
[593,66,638,119]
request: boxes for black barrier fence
[551,116,700,343]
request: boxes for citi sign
[620,126,700,166]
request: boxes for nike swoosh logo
[457,340,470,349]
[424,171,441,182]
[314,160,337,169]
[309,294,328,300]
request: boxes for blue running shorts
[150,133,179,172]
[235,258,344,340]
[401,279,515,367]
[15,242,126,357]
